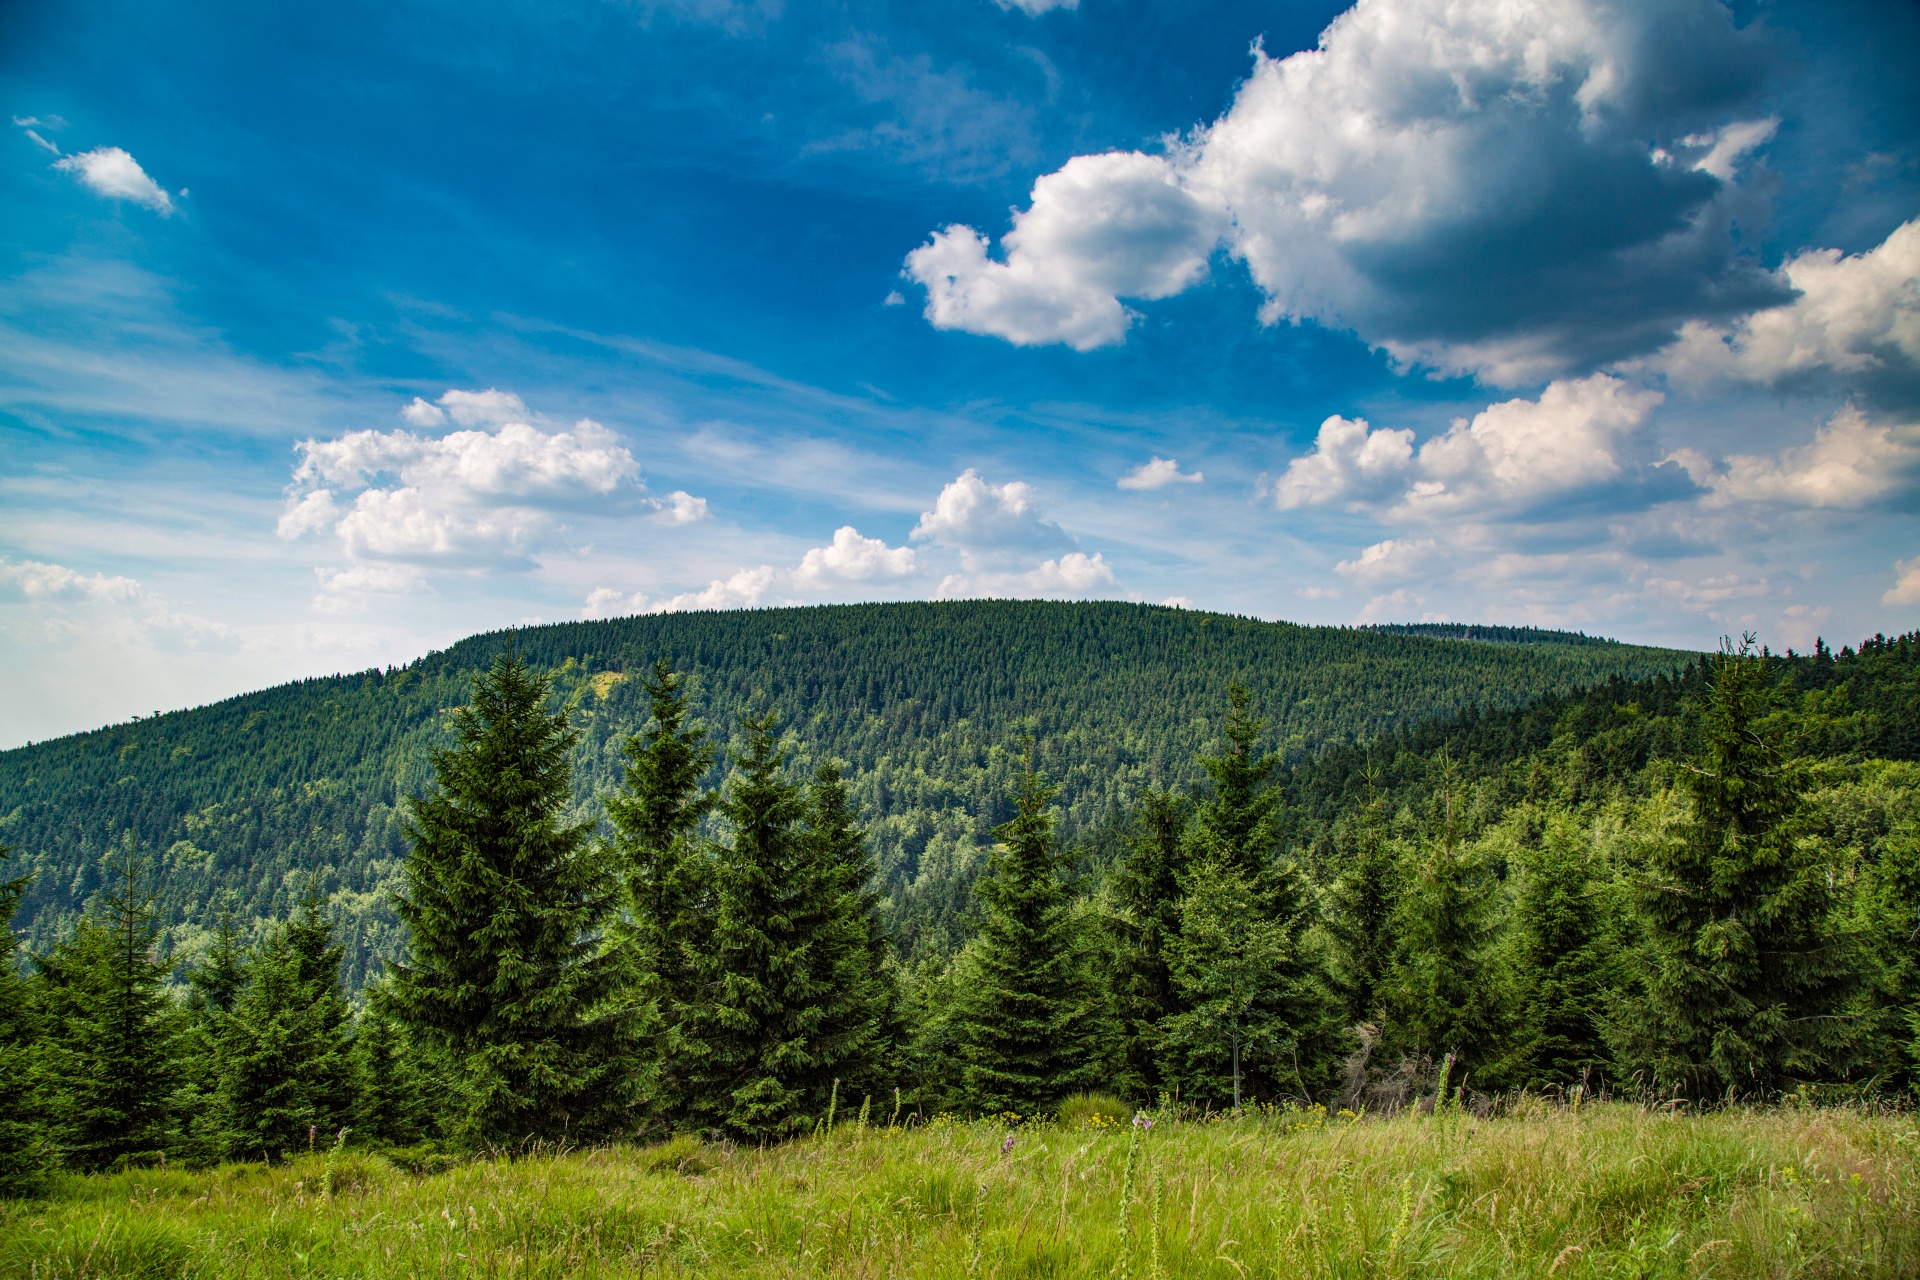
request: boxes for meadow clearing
[2,1100,1914,1279]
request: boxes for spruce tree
[222,881,357,1161]
[949,750,1109,1117]
[1325,773,1400,1028]
[1109,787,1193,1095]
[1164,859,1302,1108]
[353,981,437,1147]
[35,835,181,1171]
[177,898,248,1166]
[680,712,853,1140]
[390,648,626,1149]
[1628,636,1861,1097]
[1186,684,1284,894]
[605,658,716,1123]
[0,839,46,1196]
[801,759,899,1102]
[1505,811,1614,1088]
[1383,771,1506,1083]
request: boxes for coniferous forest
[2,601,1920,1192]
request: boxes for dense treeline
[3,628,1919,1188]
[0,601,1692,985]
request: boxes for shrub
[1054,1092,1130,1129]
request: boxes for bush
[1054,1092,1130,1129]
[637,1134,713,1176]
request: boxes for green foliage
[32,836,181,1171]
[949,753,1112,1115]
[1323,772,1399,1029]
[387,650,627,1149]
[0,601,1696,985]
[1053,1091,1130,1127]
[1623,637,1864,1098]
[1501,809,1617,1088]
[220,880,356,1161]
[0,839,47,1197]
[1106,786,1192,1094]
[352,981,438,1148]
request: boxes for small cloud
[1118,456,1203,490]
[995,0,1077,12]
[1297,586,1340,600]
[1336,538,1447,588]
[401,397,447,427]
[883,290,906,306]
[1885,556,1920,607]
[650,490,710,525]
[794,526,916,587]
[1162,595,1197,609]
[53,146,174,214]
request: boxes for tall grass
[2,1102,1914,1278]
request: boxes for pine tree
[1186,684,1284,895]
[1505,811,1614,1088]
[1628,636,1862,1097]
[1383,768,1506,1082]
[222,881,357,1161]
[1326,772,1400,1028]
[1109,787,1193,1095]
[35,835,181,1171]
[680,712,850,1141]
[949,750,1110,1117]
[0,839,47,1196]
[389,648,626,1149]
[1163,860,1298,1109]
[605,658,716,1124]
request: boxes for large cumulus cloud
[906,0,1786,381]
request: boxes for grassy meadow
[2,1102,1915,1279]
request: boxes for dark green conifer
[949,750,1109,1116]
[801,759,900,1101]
[1325,773,1400,1028]
[1505,812,1615,1088]
[389,649,626,1148]
[1627,636,1862,1097]
[1109,787,1193,1095]
[35,835,181,1171]
[222,881,356,1161]
[605,658,716,1122]
[353,981,437,1147]
[177,898,248,1166]
[0,839,47,1196]
[1185,684,1284,894]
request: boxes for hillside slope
[0,600,1693,983]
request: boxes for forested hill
[0,600,1692,984]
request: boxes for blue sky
[3,0,1918,746]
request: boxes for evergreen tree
[949,750,1109,1116]
[605,658,716,1124]
[801,759,900,1101]
[1627,636,1862,1097]
[353,981,437,1147]
[680,712,862,1140]
[0,839,46,1196]
[1185,685,1284,896]
[389,648,626,1148]
[35,835,181,1171]
[1325,773,1401,1028]
[1504,811,1614,1087]
[1108,787,1193,1095]
[177,898,248,1166]
[222,881,357,1161]
[1383,770,1507,1082]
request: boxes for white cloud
[1884,557,1920,607]
[794,526,917,587]
[311,565,425,615]
[1027,551,1116,592]
[908,0,1777,378]
[650,566,780,614]
[1657,218,1920,389]
[1163,594,1197,608]
[1118,456,1203,490]
[905,151,1224,350]
[0,558,143,602]
[910,468,1072,562]
[1336,539,1447,587]
[281,394,659,568]
[53,146,174,215]
[1277,375,1663,516]
[1676,404,1920,509]
[995,0,1076,14]
[1274,415,1415,510]
[583,587,635,621]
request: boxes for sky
[3,0,1919,747]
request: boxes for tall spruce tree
[0,839,46,1196]
[177,898,248,1166]
[605,658,716,1123]
[35,835,181,1171]
[949,750,1109,1116]
[1109,787,1193,1095]
[1383,768,1507,1082]
[222,880,357,1161]
[1326,772,1400,1028]
[680,712,870,1140]
[353,981,437,1148]
[1628,636,1861,1097]
[390,648,626,1148]
[1504,811,1614,1088]
[1186,685,1284,895]
[801,759,900,1102]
